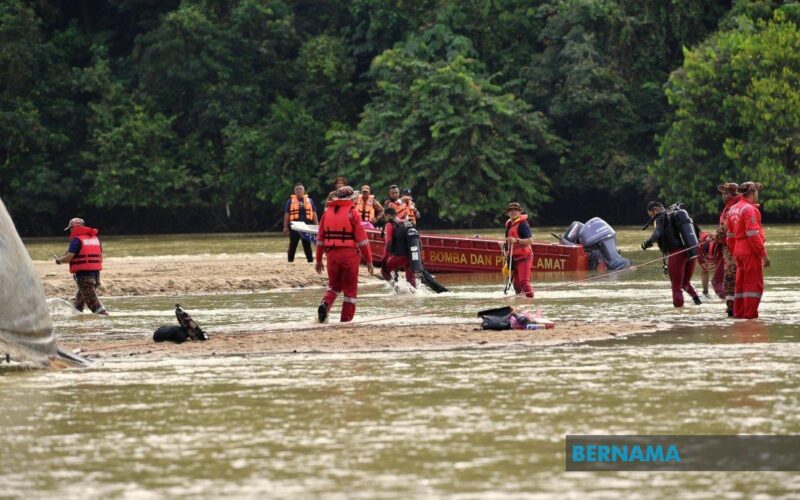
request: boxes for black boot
[693,296,702,305]
[317,303,328,323]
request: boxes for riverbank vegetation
[1,0,798,234]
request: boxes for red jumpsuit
[380,221,417,288]
[505,215,534,298]
[729,199,766,319]
[316,200,373,322]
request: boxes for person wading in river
[715,182,742,316]
[641,202,702,307]
[316,186,374,322]
[728,182,769,319]
[380,207,417,290]
[503,202,534,298]
[54,217,108,315]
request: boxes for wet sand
[60,321,659,360]
[34,254,377,297]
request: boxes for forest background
[1,0,799,235]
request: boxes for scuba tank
[406,225,423,273]
[667,204,699,259]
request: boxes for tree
[655,7,800,216]
[326,27,561,223]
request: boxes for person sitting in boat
[325,176,348,205]
[384,185,411,223]
[380,207,417,290]
[503,202,534,298]
[400,188,420,226]
[355,185,383,228]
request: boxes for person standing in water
[715,182,742,316]
[641,202,702,307]
[503,202,534,298]
[54,217,108,315]
[316,186,374,322]
[728,182,769,319]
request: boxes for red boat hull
[366,230,589,273]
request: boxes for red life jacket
[505,215,533,259]
[718,195,742,248]
[69,226,103,273]
[732,199,765,258]
[319,200,359,249]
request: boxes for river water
[3,226,800,498]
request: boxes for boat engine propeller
[556,218,630,271]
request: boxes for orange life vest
[355,195,376,222]
[505,215,533,259]
[69,226,103,273]
[319,200,359,249]
[405,199,418,225]
[385,199,408,221]
[288,194,314,221]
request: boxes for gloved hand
[764,256,771,268]
[641,241,653,251]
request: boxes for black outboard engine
[578,218,631,271]
[559,221,584,246]
[668,204,699,260]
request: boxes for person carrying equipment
[54,217,108,315]
[355,185,383,225]
[283,183,319,263]
[380,207,417,289]
[384,185,410,222]
[315,186,374,322]
[503,202,534,298]
[728,182,769,319]
[641,202,702,307]
[715,182,742,316]
[400,188,420,226]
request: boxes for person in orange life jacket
[383,185,410,222]
[379,207,417,289]
[504,202,534,298]
[283,183,319,263]
[728,182,769,319]
[355,184,383,226]
[400,188,420,225]
[715,182,742,316]
[641,201,702,307]
[54,217,108,315]
[316,186,374,322]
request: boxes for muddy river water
[2,226,799,497]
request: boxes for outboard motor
[668,204,699,260]
[578,218,631,271]
[559,221,584,246]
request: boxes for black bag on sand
[477,306,513,330]
[153,325,189,343]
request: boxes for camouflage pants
[73,272,107,315]
[722,246,737,313]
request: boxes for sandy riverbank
[35,254,378,297]
[59,321,659,360]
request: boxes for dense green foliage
[0,0,797,235]
[654,4,800,216]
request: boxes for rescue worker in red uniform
[384,185,410,222]
[715,182,742,316]
[641,202,702,307]
[728,182,769,319]
[355,185,383,226]
[379,207,417,290]
[503,202,534,298]
[54,217,108,315]
[316,186,374,322]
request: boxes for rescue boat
[365,229,589,273]
[291,216,629,274]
